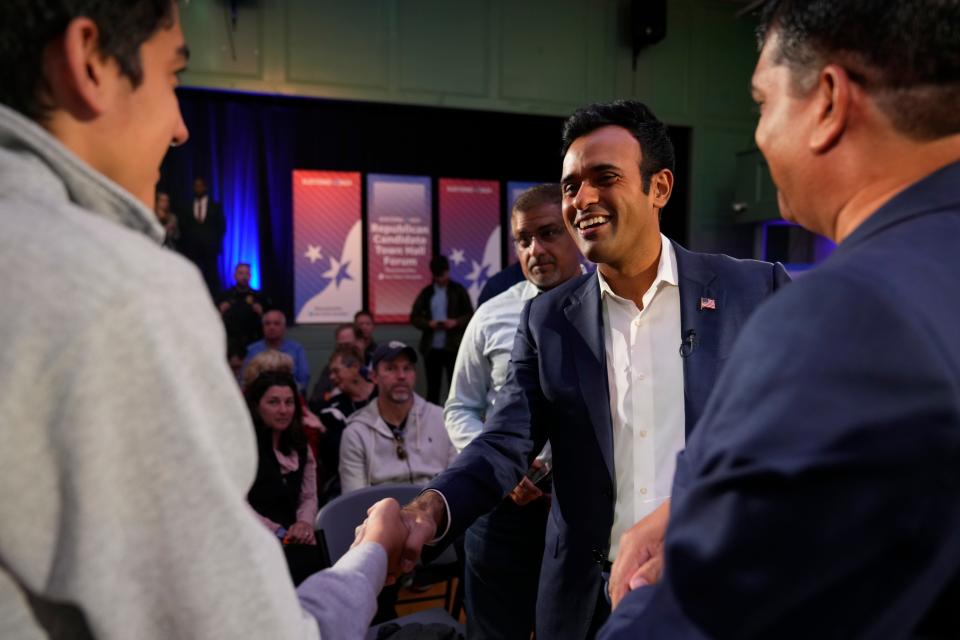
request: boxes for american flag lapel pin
[699,297,717,311]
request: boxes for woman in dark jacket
[246,371,322,585]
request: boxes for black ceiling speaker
[631,0,667,68]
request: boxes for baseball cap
[370,340,418,368]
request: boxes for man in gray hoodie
[0,2,407,639]
[340,342,458,494]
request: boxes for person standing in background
[180,175,225,296]
[219,262,270,351]
[410,255,473,404]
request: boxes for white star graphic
[465,260,483,283]
[450,248,466,266]
[323,255,352,287]
[304,244,323,263]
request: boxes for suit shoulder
[530,271,594,311]
[698,251,780,277]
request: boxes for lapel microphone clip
[679,330,697,358]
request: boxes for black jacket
[410,280,473,354]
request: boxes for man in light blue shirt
[245,309,311,391]
[445,184,583,639]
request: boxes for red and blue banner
[292,170,363,324]
[439,178,501,307]
[505,181,540,264]
[367,174,433,323]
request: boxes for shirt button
[639,430,647,438]
[636,372,646,380]
[639,487,647,495]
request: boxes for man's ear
[809,64,851,154]
[44,17,119,119]
[649,169,674,209]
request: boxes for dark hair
[512,183,562,215]
[354,309,373,322]
[227,341,248,361]
[0,0,176,122]
[235,262,251,270]
[756,0,960,139]
[330,344,364,368]
[430,255,450,277]
[334,322,357,340]
[245,370,305,455]
[560,100,675,193]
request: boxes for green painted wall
[179,0,765,252]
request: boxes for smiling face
[257,385,296,432]
[512,202,582,290]
[329,354,360,390]
[751,30,823,234]
[560,125,670,271]
[95,6,189,208]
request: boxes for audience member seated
[310,344,378,504]
[243,349,325,470]
[339,342,456,494]
[245,309,310,392]
[246,371,323,586]
[218,262,270,349]
[227,342,247,386]
[354,309,378,364]
[242,349,295,390]
[310,322,364,406]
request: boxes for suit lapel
[674,242,723,435]
[562,276,615,483]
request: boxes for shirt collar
[520,279,540,301]
[597,234,678,304]
[521,263,588,300]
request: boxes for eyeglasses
[394,433,407,460]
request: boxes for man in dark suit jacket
[599,1,960,638]
[180,176,225,296]
[387,101,789,639]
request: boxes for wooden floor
[395,577,466,624]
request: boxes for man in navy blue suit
[599,1,960,638]
[384,100,790,639]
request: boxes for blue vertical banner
[292,170,363,323]
[505,181,540,264]
[439,178,501,307]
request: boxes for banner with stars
[292,170,363,324]
[439,178,501,308]
[367,174,433,323]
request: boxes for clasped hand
[351,494,444,586]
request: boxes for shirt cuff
[419,489,451,544]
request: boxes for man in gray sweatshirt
[0,2,407,638]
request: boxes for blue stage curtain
[159,87,575,317]
[160,96,263,295]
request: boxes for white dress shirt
[444,278,539,452]
[193,195,208,222]
[601,234,685,559]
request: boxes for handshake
[351,492,448,585]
